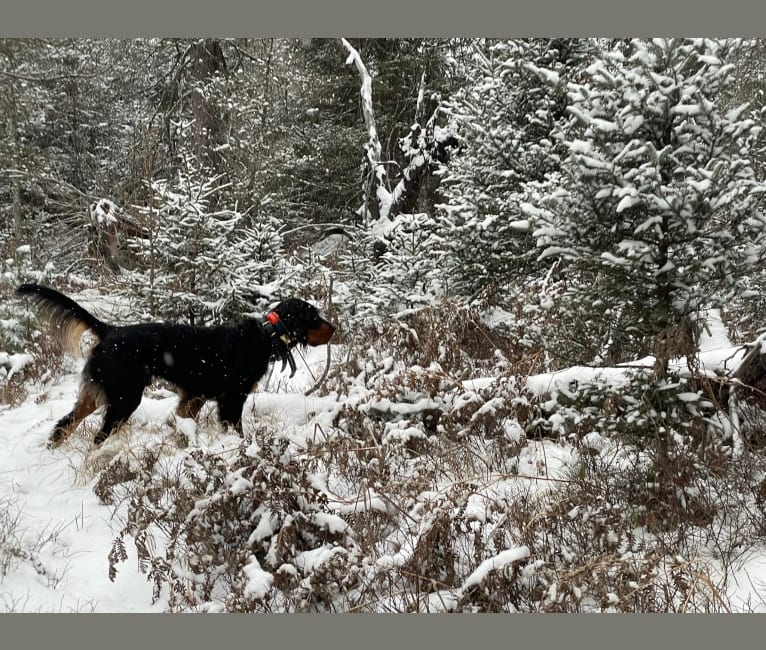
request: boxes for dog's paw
[46,430,66,449]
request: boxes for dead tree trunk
[341,38,390,227]
[390,114,459,216]
[341,39,459,230]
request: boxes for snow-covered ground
[0,308,340,612]
[0,367,162,612]
[2,300,766,612]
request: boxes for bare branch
[1,168,88,199]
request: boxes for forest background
[4,38,766,612]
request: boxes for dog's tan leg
[170,393,204,447]
[48,385,101,448]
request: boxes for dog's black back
[16,284,335,446]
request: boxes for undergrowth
[92,305,766,612]
[6,280,764,611]
[0,495,71,610]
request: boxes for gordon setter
[16,283,336,447]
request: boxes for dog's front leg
[216,392,248,435]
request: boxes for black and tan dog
[17,284,335,447]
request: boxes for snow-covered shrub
[325,299,532,408]
[491,484,730,612]
[0,244,64,404]
[436,39,592,300]
[530,367,766,548]
[103,434,365,612]
[723,270,766,343]
[87,337,766,613]
[99,404,529,611]
[443,371,766,612]
[0,243,52,352]
[333,212,444,326]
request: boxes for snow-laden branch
[460,546,531,592]
[2,168,88,198]
[341,38,381,162]
[341,38,392,224]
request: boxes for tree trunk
[187,39,228,174]
[6,95,23,240]
[341,39,458,225]
[389,116,459,216]
[341,38,390,226]
[1,46,23,240]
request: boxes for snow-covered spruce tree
[436,39,594,300]
[0,243,52,352]
[719,40,766,341]
[532,38,766,367]
[127,155,287,325]
[336,212,445,326]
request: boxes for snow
[0,370,162,612]
[2,284,765,612]
[1,352,33,380]
[616,194,641,213]
[314,512,350,535]
[523,62,560,86]
[89,199,119,226]
[295,545,345,573]
[460,545,531,591]
[698,308,732,352]
[0,300,342,611]
[242,556,273,599]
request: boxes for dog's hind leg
[169,392,205,447]
[176,393,205,420]
[93,389,143,446]
[48,384,101,448]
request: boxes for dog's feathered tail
[16,283,111,356]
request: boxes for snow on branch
[341,38,381,161]
[460,546,531,592]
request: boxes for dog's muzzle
[307,321,336,346]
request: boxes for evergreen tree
[1,39,166,270]
[534,38,766,367]
[127,149,286,325]
[436,39,593,299]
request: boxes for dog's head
[269,298,336,347]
